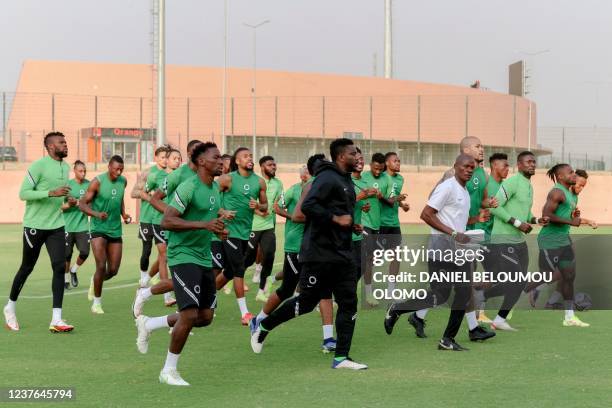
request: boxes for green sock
[334,356,347,363]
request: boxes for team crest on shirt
[243,184,250,191]
[473,177,479,185]
[210,196,216,205]
[373,182,379,189]
[111,189,117,196]
[79,189,85,196]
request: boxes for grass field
[1,224,612,408]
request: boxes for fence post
[512,96,517,169]
[274,96,279,152]
[94,96,98,171]
[417,95,421,172]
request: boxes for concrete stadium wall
[1,169,610,225]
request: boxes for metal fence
[1,91,536,170]
[537,127,612,171]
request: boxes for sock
[493,315,505,324]
[547,290,562,305]
[564,300,575,319]
[322,324,334,340]
[141,288,153,300]
[163,350,180,370]
[365,284,373,296]
[6,300,16,312]
[256,310,268,323]
[465,311,478,330]
[387,281,396,292]
[334,356,347,363]
[64,273,70,283]
[415,309,428,320]
[140,271,149,282]
[70,264,79,273]
[93,297,102,306]
[237,297,249,315]
[52,308,62,323]
[145,315,170,331]
[270,275,277,284]
[255,263,262,274]
[163,292,173,302]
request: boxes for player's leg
[438,283,471,351]
[69,232,90,288]
[244,231,260,283]
[138,224,154,287]
[4,228,46,331]
[256,229,276,301]
[64,232,75,289]
[362,228,379,305]
[319,298,335,353]
[559,247,588,326]
[90,236,109,313]
[224,239,251,324]
[253,245,264,283]
[133,240,173,317]
[490,243,528,331]
[45,227,74,332]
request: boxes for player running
[244,155,283,302]
[135,142,230,386]
[79,155,131,314]
[351,148,372,283]
[61,160,90,289]
[215,147,267,325]
[4,132,74,333]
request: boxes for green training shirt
[165,164,196,200]
[352,174,369,241]
[90,173,127,238]
[538,183,577,249]
[466,166,487,231]
[490,172,534,244]
[280,182,304,253]
[20,156,71,230]
[474,176,501,239]
[252,177,283,232]
[360,170,391,231]
[167,176,221,268]
[148,169,171,225]
[222,171,262,240]
[63,178,90,233]
[380,172,404,228]
[140,166,161,224]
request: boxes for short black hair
[221,154,232,160]
[110,155,124,165]
[575,169,588,179]
[371,152,386,164]
[155,146,169,156]
[259,155,275,166]
[489,152,508,164]
[230,147,250,172]
[307,154,326,176]
[329,138,354,162]
[355,147,362,154]
[191,142,218,165]
[546,163,571,182]
[186,139,202,152]
[517,151,535,162]
[169,148,182,157]
[43,131,65,148]
[74,160,85,168]
[384,151,398,161]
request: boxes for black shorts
[276,252,301,300]
[352,240,363,281]
[491,242,529,274]
[379,225,402,250]
[65,231,91,261]
[222,238,249,279]
[91,232,123,244]
[171,263,217,311]
[211,240,224,270]
[138,223,166,245]
[539,245,575,271]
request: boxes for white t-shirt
[427,176,470,234]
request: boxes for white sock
[547,290,562,305]
[70,264,79,273]
[415,309,428,320]
[93,296,102,306]
[140,288,153,300]
[255,263,262,273]
[237,297,249,315]
[6,300,16,312]
[365,284,373,296]
[140,271,149,281]
[145,315,170,331]
[52,308,62,323]
[64,273,70,283]
[493,315,505,324]
[322,324,334,339]
[164,292,173,301]
[163,350,180,371]
[387,281,396,292]
[564,300,575,319]
[256,310,268,322]
[465,311,478,330]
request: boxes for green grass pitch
[1,224,611,407]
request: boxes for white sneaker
[3,305,19,331]
[139,277,150,288]
[250,328,265,354]
[159,368,190,386]
[332,358,368,370]
[91,303,104,314]
[135,315,151,354]
[132,289,147,318]
[491,320,518,331]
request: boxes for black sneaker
[408,312,427,338]
[383,304,399,335]
[70,272,79,288]
[469,325,496,342]
[64,282,71,290]
[438,337,469,351]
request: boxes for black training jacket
[299,160,356,264]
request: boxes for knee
[275,286,293,301]
[107,267,119,277]
[79,252,89,262]
[194,312,213,327]
[296,296,318,315]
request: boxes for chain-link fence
[1,91,538,170]
[538,127,612,171]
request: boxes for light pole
[221,0,228,154]
[243,19,270,157]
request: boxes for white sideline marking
[20,283,137,299]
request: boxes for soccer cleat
[383,304,399,335]
[3,305,19,331]
[241,312,254,326]
[49,320,74,333]
[64,282,71,290]
[469,325,496,342]
[321,338,337,354]
[563,316,590,327]
[250,327,265,354]
[249,317,259,336]
[70,272,79,288]
[135,315,151,354]
[138,277,149,288]
[529,289,540,308]
[164,296,177,307]
[408,312,427,338]
[255,292,269,303]
[87,277,95,301]
[438,337,469,351]
[477,311,493,324]
[159,368,190,386]
[490,320,518,331]
[91,303,105,315]
[132,289,146,318]
[365,294,379,307]
[332,357,368,370]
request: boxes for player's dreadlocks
[546,163,570,182]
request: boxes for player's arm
[149,189,168,213]
[255,178,268,212]
[302,174,352,228]
[291,182,312,224]
[19,163,69,201]
[61,196,78,211]
[542,189,579,226]
[130,171,148,199]
[217,173,231,192]
[274,194,292,220]
[161,186,224,233]
[79,178,106,220]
